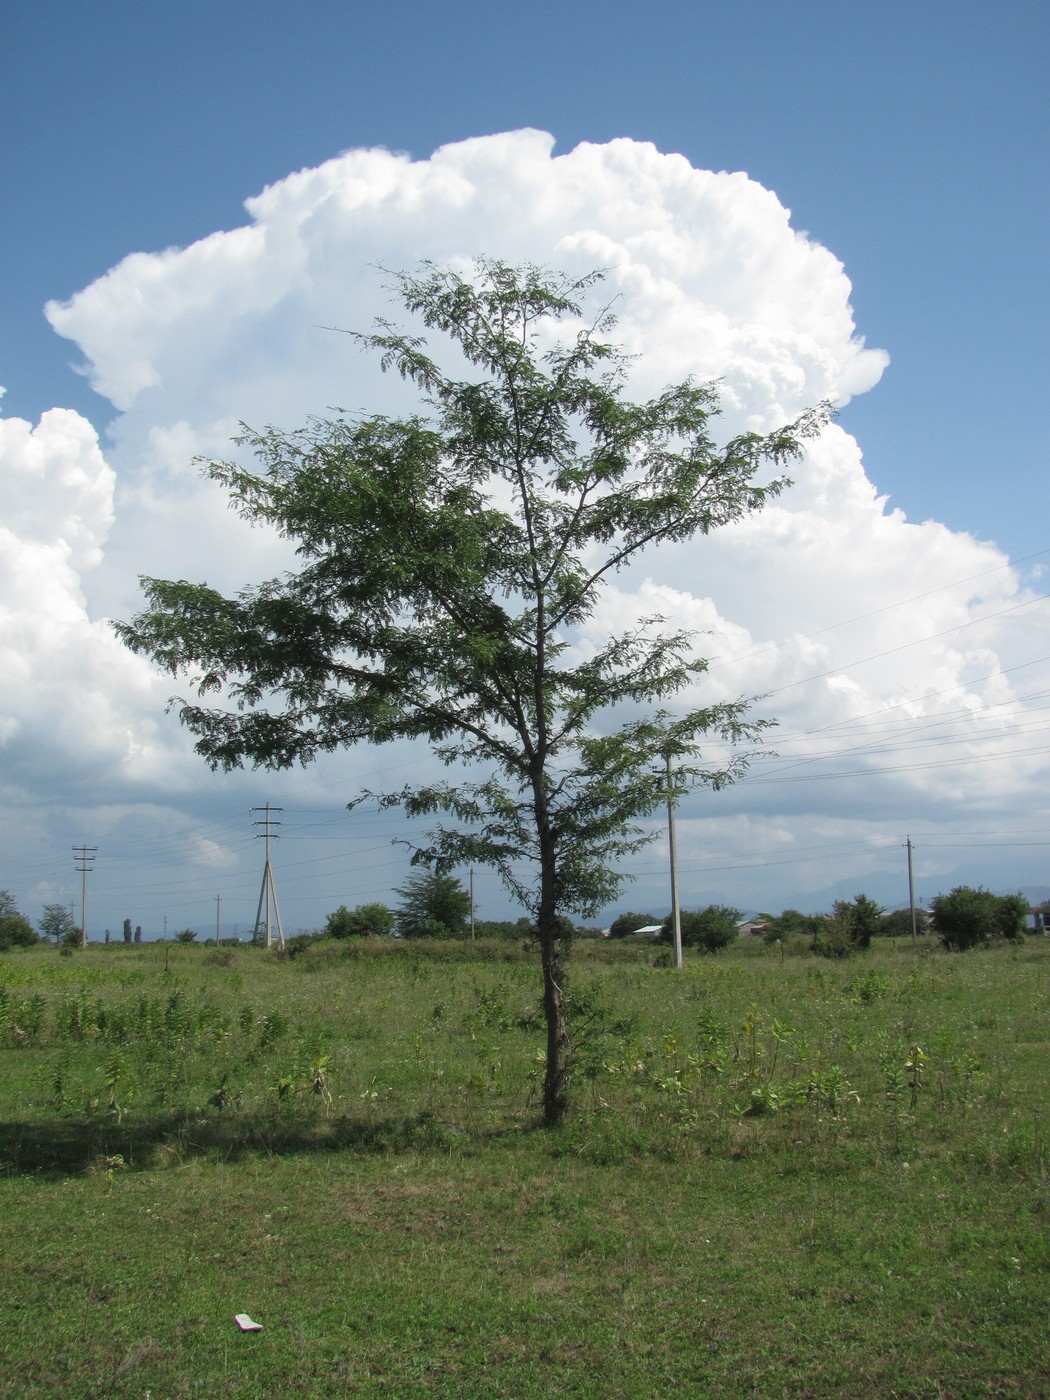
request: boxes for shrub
[931,886,1028,951]
[325,902,395,938]
[812,913,855,959]
[836,894,882,949]
[0,892,38,951]
[763,909,823,944]
[665,905,741,953]
[394,871,470,939]
[878,908,927,939]
[607,912,660,939]
[473,918,534,940]
[813,894,884,957]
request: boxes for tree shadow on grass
[0,1108,514,1179]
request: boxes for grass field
[0,934,1047,1397]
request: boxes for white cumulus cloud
[0,130,1043,926]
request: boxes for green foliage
[931,886,1028,950]
[813,899,870,959]
[0,891,38,951]
[324,902,395,939]
[174,928,197,943]
[763,908,824,943]
[38,904,77,944]
[472,917,533,940]
[835,893,882,950]
[608,912,660,939]
[665,904,741,952]
[879,908,926,939]
[395,868,471,938]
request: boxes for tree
[763,909,824,944]
[39,903,77,945]
[473,917,534,940]
[122,918,133,944]
[666,903,740,952]
[607,912,660,939]
[813,893,883,956]
[324,902,395,938]
[0,891,37,951]
[931,886,1027,951]
[394,868,471,938]
[837,894,882,949]
[115,260,824,1124]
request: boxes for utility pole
[73,845,97,946]
[905,836,918,945]
[469,869,475,941]
[251,804,285,949]
[666,751,683,971]
[215,894,222,947]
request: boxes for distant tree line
[0,880,1039,957]
[607,887,1037,957]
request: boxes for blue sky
[1,1,1048,935]
[4,1,1046,553]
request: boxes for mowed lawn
[0,935,1047,1397]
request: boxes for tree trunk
[536,823,570,1126]
[539,919,569,1125]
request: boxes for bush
[325,902,395,938]
[473,918,534,940]
[607,912,660,939]
[0,891,38,951]
[931,886,1028,951]
[812,894,884,957]
[665,905,741,953]
[836,894,882,950]
[879,908,923,939]
[763,909,823,944]
[812,913,855,959]
[394,871,471,939]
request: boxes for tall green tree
[394,869,471,938]
[38,903,77,945]
[0,891,38,951]
[115,260,825,1124]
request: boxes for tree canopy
[116,259,825,1122]
[0,891,37,952]
[394,869,471,939]
[324,902,395,939]
[931,886,1028,950]
[666,904,741,952]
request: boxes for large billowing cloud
[3,131,1045,926]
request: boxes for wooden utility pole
[666,751,683,971]
[905,836,918,945]
[215,894,222,947]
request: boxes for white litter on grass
[234,1314,263,1332]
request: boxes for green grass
[0,935,1047,1396]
